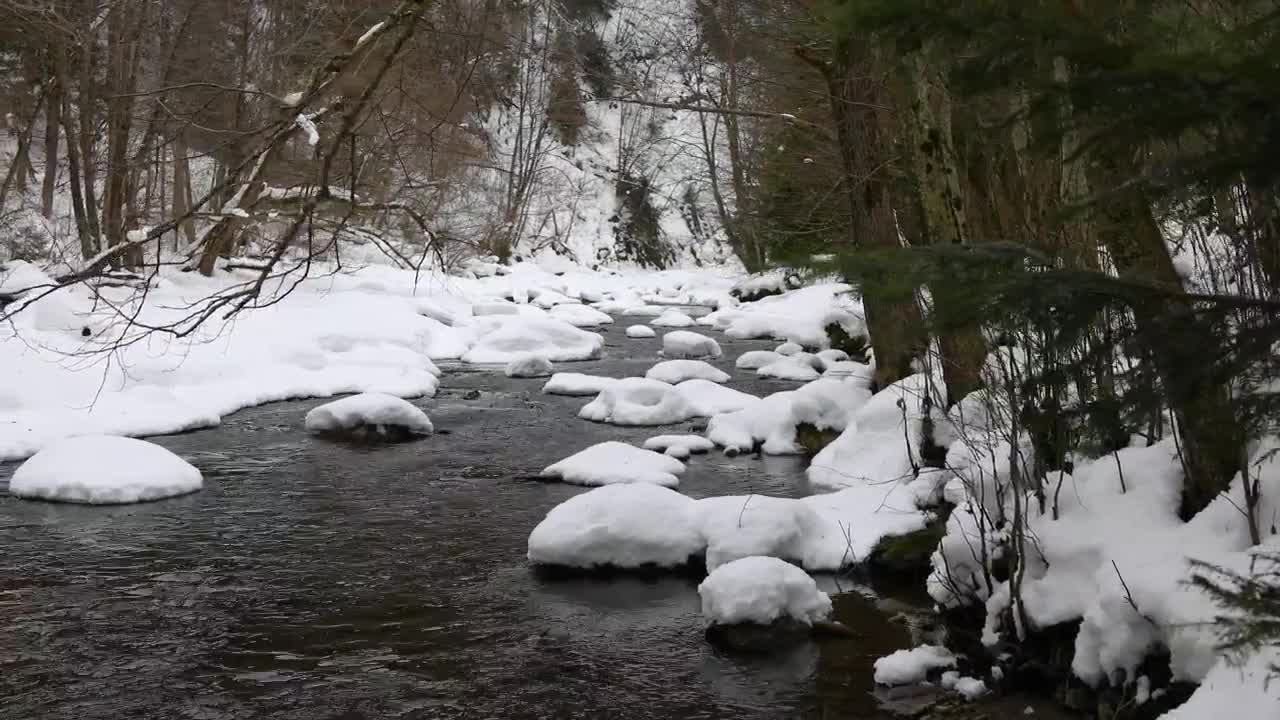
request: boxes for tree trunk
[54,45,95,260]
[102,2,141,268]
[41,55,62,219]
[172,133,197,247]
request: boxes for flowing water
[0,320,939,720]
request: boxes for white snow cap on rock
[462,316,603,364]
[8,435,203,505]
[304,392,434,435]
[541,372,617,396]
[775,342,804,356]
[504,353,554,378]
[527,483,702,568]
[645,359,730,385]
[673,379,758,417]
[540,441,686,487]
[643,434,715,459]
[579,377,693,426]
[874,645,957,685]
[550,303,614,327]
[662,331,722,360]
[651,309,696,327]
[626,324,657,338]
[736,350,784,370]
[758,357,821,382]
[698,556,832,626]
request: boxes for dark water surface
[0,321,926,720]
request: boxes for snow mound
[775,342,804,356]
[504,353,555,378]
[579,378,694,426]
[651,309,695,327]
[758,357,821,382]
[462,316,603,363]
[643,434,715,459]
[550,303,614,327]
[540,441,686,487]
[619,305,666,317]
[9,435,203,505]
[527,483,702,568]
[817,349,850,364]
[662,331,722,360]
[706,283,866,348]
[541,372,617,396]
[823,360,873,382]
[645,360,730,385]
[736,350,784,370]
[304,392,434,438]
[626,325,657,338]
[673,379,759,417]
[1159,647,1280,720]
[707,378,867,455]
[874,645,957,685]
[472,301,521,316]
[698,556,832,626]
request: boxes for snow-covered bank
[0,258,741,460]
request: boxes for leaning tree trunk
[41,54,62,219]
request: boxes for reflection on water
[0,324,925,719]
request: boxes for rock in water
[304,392,433,443]
[9,435,203,505]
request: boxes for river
[1,319,944,720]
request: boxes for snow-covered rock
[472,301,521,316]
[673,379,758,417]
[823,360,873,382]
[775,342,804,356]
[650,309,695,327]
[550,303,614,327]
[527,483,702,568]
[541,372,617,396]
[8,435,203,505]
[504,353,554,378]
[462,316,603,364]
[707,283,866,348]
[540,441,686,487]
[643,434,715,459]
[645,360,730,385]
[619,305,666,317]
[735,350,784,370]
[698,556,832,626]
[304,392,434,440]
[625,324,657,338]
[579,377,694,426]
[757,357,821,382]
[874,645,957,685]
[816,349,850,365]
[662,331,722,360]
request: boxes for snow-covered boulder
[472,301,521,316]
[550,303,613,327]
[775,342,804,356]
[650,309,695,327]
[619,305,665,317]
[823,360,873,382]
[541,372,617,396]
[817,349,850,365]
[504,353,554,378]
[462,316,603,363]
[304,392,434,441]
[758,357,820,382]
[625,324,656,338]
[736,350,784,370]
[643,434,715,459]
[673,380,759,417]
[527,483,702,568]
[541,441,686,487]
[579,377,694,426]
[874,645,957,685]
[698,556,832,626]
[662,331,722,360]
[645,360,730,385]
[8,435,203,505]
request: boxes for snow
[954,677,989,700]
[775,342,804,356]
[1159,647,1280,720]
[626,324,656,338]
[295,113,320,146]
[619,305,666,317]
[643,434,714,459]
[817,349,850,364]
[579,377,693,426]
[504,353,554,378]
[650,309,695,327]
[672,379,758,417]
[527,483,703,569]
[706,377,868,456]
[549,303,613,327]
[697,556,832,626]
[541,372,617,396]
[540,441,686,487]
[8,435,203,505]
[662,330,722,360]
[702,283,865,348]
[757,357,821,382]
[304,392,434,435]
[461,316,604,364]
[874,645,957,685]
[645,359,730,384]
[736,350,784,370]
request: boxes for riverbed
[1,321,936,719]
